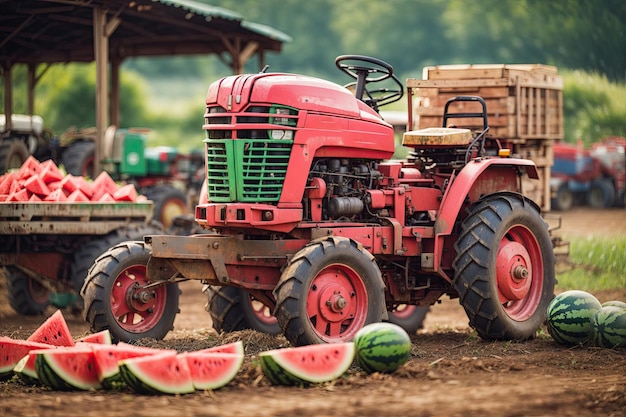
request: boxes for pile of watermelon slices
[0,156,142,202]
[0,310,245,394]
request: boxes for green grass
[556,236,626,292]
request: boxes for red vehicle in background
[551,137,626,211]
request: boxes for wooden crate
[407,64,564,140]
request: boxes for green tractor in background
[60,125,205,228]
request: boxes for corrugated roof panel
[153,0,243,21]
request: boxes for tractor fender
[432,158,538,273]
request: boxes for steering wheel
[335,55,404,111]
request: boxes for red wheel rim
[305,263,368,342]
[496,225,543,321]
[249,296,278,326]
[390,304,417,319]
[109,264,168,333]
[28,279,50,305]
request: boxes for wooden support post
[93,6,109,176]
[2,66,12,131]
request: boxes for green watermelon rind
[119,352,195,395]
[354,322,411,373]
[591,306,626,349]
[259,343,355,386]
[0,337,54,381]
[182,352,244,390]
[546,290,602,346]
[91,343,170,389]
[35,348,101,391]
[12,354,40,385]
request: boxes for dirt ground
[1,208,625,417]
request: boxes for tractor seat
[402,127,472,148]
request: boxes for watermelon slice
[92,171,118,200]
[35,346,101,391]
[39,160,64,184]
[27,310,75,347]
[119,351,195,395]
[90,342,170,388]
[0,171,17,194]
[17,156,41,180]
[113,183,137,202]
[0,337,54,381]
[181,351,244,390]
[66,189,90,202]
[44,188,68,201]
[13,354,40,384]
[75,329,113,345]
[23,174,51,197]
[259,343,355,386]
[197,340,245,355]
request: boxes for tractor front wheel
[274,237,386,346]
[453,194,555,341]
[81,241,180,342]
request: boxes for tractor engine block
[305,158,384,222]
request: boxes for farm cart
[0,201,160,315]
[82,55,556,345]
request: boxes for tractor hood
[206,73,367,119]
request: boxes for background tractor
[57,126,205,228]
[82,55,556,345]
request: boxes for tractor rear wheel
[587,179,615,208]
[205,286,280,335]
[0,138,30,173]
[387,305,430,334]
[551,183,573,211]
[144,185,188,229]
[453,194,555,341]
[274,237,386,346]
[61,140,95,177]
[81,241,180,342]
[4,266,50,315]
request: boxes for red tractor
[82,55,555,345]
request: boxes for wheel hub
[125,282,156,313]
[496,240,532,301]
[319,285,353,321]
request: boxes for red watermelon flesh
[8,188,30,202]
[24,174,50,197]
[113,183,137,202]
[28,193,42,202]
[75,330,112,345]
[39,160,64,183]
[35,346,101,391]
[91,342,170,387]
[260,342,355,385]
[119,351,194,395]
[181,351,244,390]
[196,340,245,355]
[0,171,17,194]
[0,337,54,381]
[66,189,89,202]
[60,174,79,194]
[27,310,75,347]
[44,188,68,201]
[17,156,41,180]
[92,171,118,200]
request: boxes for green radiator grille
[205,139,293,202]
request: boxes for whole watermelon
[353,322,411,373]
[591,306,626,348]
[546,290,602,346]
[601,300,626,309]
